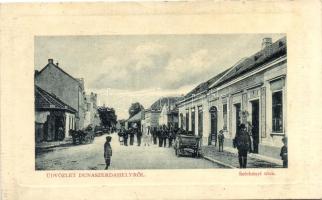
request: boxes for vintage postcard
[1,1,322,200]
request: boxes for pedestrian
[123,129,128,146]
[129,128,135,146]
[247,122,254,153]
[158,127,163,147]
[152,127,157,145]
[162,126,168,148]
[143,127,151,146]
[118,127,124,145]
[233,124,251,168]
[104,136,113,170]
[280,136,288,168]
[218,130,225,152]
[137,128,142,146]
[58,126,64,141]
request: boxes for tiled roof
[35,85,77,113]
[183,37,287,99]
[185,67,231,98]
[150,97,182,111]
[213,37,287,88]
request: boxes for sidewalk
[201,145,283,168]
[36,137,73,149]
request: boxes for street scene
[36,133,224,170]
[35,34,287,170]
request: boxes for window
[180,113,184,129]
[198,106,203,136]
[272,91,283,132]
[185,111,189,131]
[191,108,195,134]
[223,104,227,130]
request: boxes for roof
[182,37,287,100]
[36,62,82,87]
[184,67,232,98]
[212,37,287,88]
[127,111,143,122]
[35,85,77,113]
[149,97,182,111]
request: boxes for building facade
[159,103,179,129]
[35,85,76,142]
[35,59,86,130]
[178,37,287,159]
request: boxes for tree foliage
[97,106,117,128]
[128,102,144,118]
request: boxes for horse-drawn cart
[69,129,95,145]
[174,134,201,157]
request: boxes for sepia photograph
[34,34,287,170]
[2,1,322,199]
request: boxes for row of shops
[178,37,287,159]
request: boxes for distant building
[84,92,100,128]
[142,97,182,134]
[158,102,180,129]
[178,37,287,159]
[35,59,86,130]
[35,85,76,142]
[127,110,144,130]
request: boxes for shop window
[185,111,189,131]
[191,108,195,134]
[223,104,227,130]
[272,91,283,132]
[198,106,203,136]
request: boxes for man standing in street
[158,126,163,147]
[129,128,135,146]
[218,130,225,152]
[123,129,128,146]
[137,128,142,146]
[104,136,113,170]
[152,127,157,145]
[233,124,251,168]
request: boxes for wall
[35,64,86,129]
[65,112,75,138]
[178,58,287,159]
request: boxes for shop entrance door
[251,100,260,153]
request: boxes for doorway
[232,103,241,137]
[209,106,217,145]
[251,100,260,153]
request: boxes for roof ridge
[36,63,82,87]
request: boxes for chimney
[48,58,54,64]
[262,37,272,49]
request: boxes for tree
[97,106,117,128]
[128,102,144,118]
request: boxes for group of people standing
[117,125,181,148]
[150,125,179,148]
[118,127,143,146]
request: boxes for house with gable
[35,59,86,130]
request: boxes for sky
[35,34,285,119]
